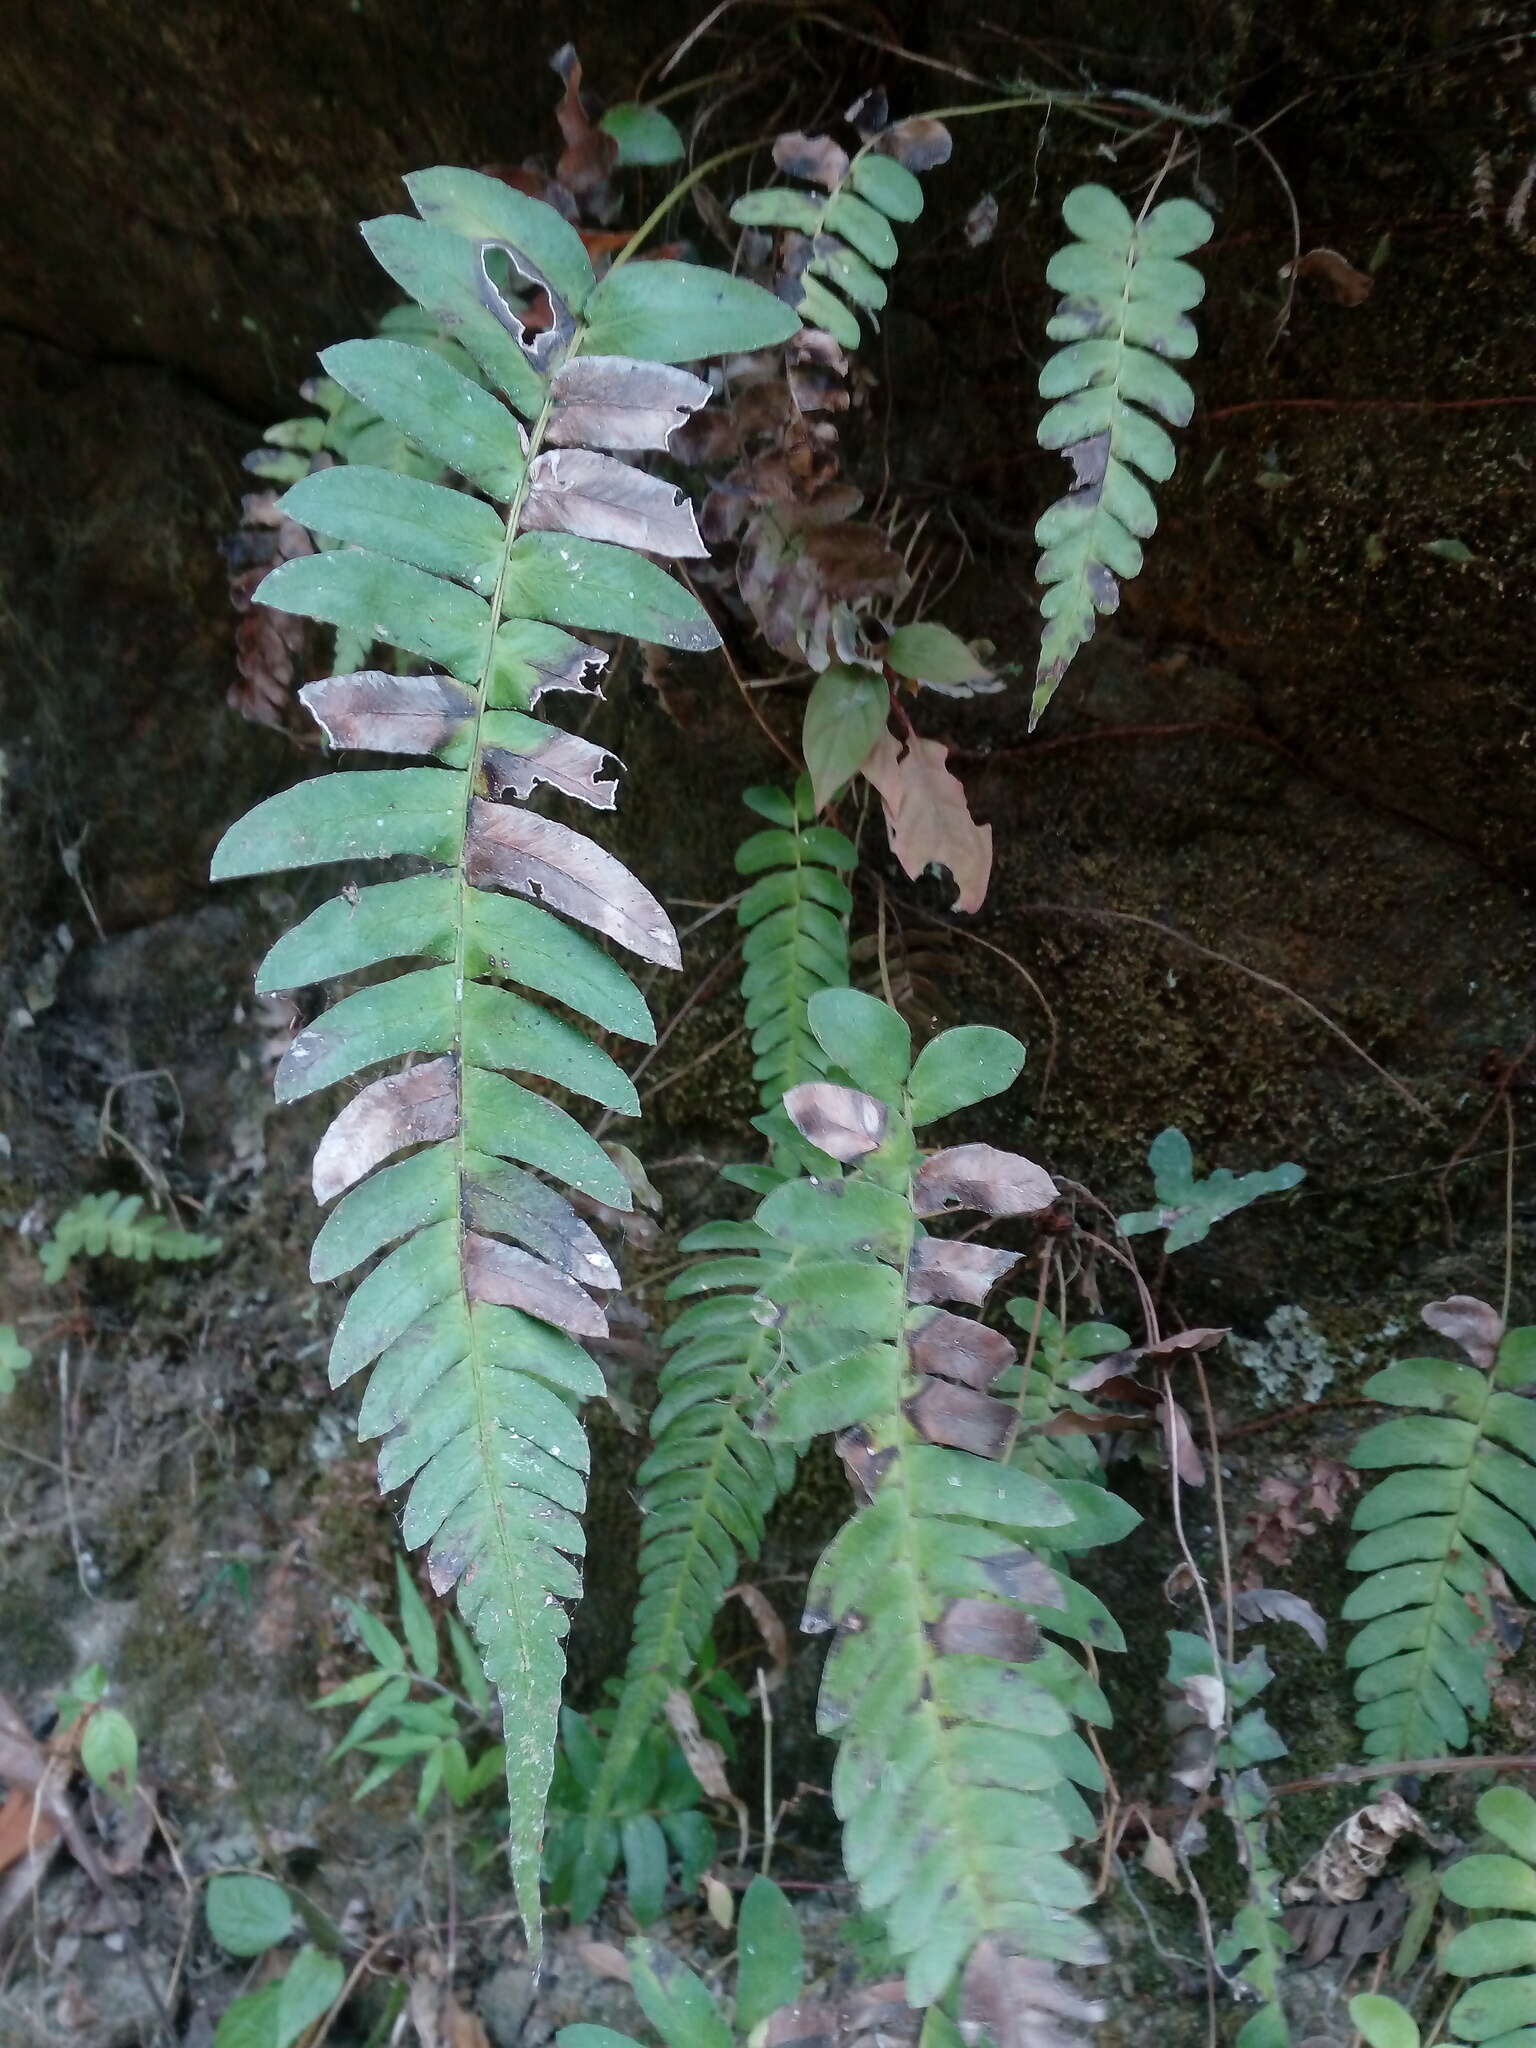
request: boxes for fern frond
[737,781,855,1111]
[731,116,951,352]
[584,787,847,1871]
[1032,183,1212,729]
[759,989,1136,2007]
[1343,1298,1536,1762]
[211,166,797,1952]
[39,1193,222,1285]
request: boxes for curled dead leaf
[906,1305,1017,1390]
[463,1233,608,1339]
[861,730,993,914]
[1283,1790,1432,1905]
[1422,1293,1504,1370]
[772,131,851,190]
[300,672,475,757]
[481,727,619,809]
[524,449,709,557]
[547,356,712,452]
[1283,247,1374,306]
[725,1582,789,1689]
[465,798,681,966]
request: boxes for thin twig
[1269,1754,1536,1800]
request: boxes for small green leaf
[560,2030,646,2048]
[806,987,912,1096]
[346,1598,407,1672]
[628,1940,733,2048]
[211,769,463,882]
[394,1557,440,1681]
[1118,1125,1304,1251]
[1423,537,1475,565]
[736,1875,804,2030]
[0,1325,33,1398]
[906,1025,1025,1125]
[849,153,925,222]
[319,340,526,499]
[206,1873,296,1958]
[622,1813,670,1926]
[802,665,889,808]
[1480,1787,1536,1863]
[81,1707,138,1808]
[884,621,995,694]
[601,103,686,166]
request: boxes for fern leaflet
[1032,183,1212,728]
[1344,1297,1536,1762]
[211,165,796,1950]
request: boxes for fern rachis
[211,167,796,1950]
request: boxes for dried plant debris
[1032,183,1212,727]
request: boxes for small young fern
[755,988,1137,2009]
[211,166,796,1951]
[1032,183,1212,729]
[583,788,853,1874]
[40,1193,222,1285]
[737,781,856,1110]
[730,111,951,351]
[1344,1298,1536,1761]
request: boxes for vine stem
[608,140,769,271]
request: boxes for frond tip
[1032,182,1212,729]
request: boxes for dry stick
[1207,394,1536,423]
[1024,901,1435,1122]
[1191,1354,1236,1670]
[1435,1032,1534,1250]
[1269,1753,1536,1801]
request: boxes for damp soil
[0,3,1533,2043]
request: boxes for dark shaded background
[0,3,1533,2039]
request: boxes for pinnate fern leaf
[731,115,951,352]
[1032,183,1212,729]
[211,166,796,1953]
[756,989,1136,2007]
[737,781,855,1111]
[1344,1298,1536,1762]
[40,1193,222,1285]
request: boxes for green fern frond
[211,166,797,1953]
[1032,183,1212,729]
[1344,1298,1536,1762]
[731,116,951,352]
[39,1193,222,1286]
[737,781,855,1111]
[1002,1301,1129,1489]
[757,988,1135,2009]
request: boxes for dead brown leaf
[861,731,992,914]
[547,357,712,452]
[464,1234,608,1339]
[300,672,475,756]
[906,1305,1016,1390]
[1284,247,1374,306]
[1422,1293,1504,1370]
[781,1081,889,1161]
[905,1238,1020,1307]
[465,800,681,966]
[912,1144,1057,1220]
[549,44,619,217]
[725,1583,789,1690]
[524,450,709,557]
[311,1057,460,1206]
[1283,1790,1432,1905]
